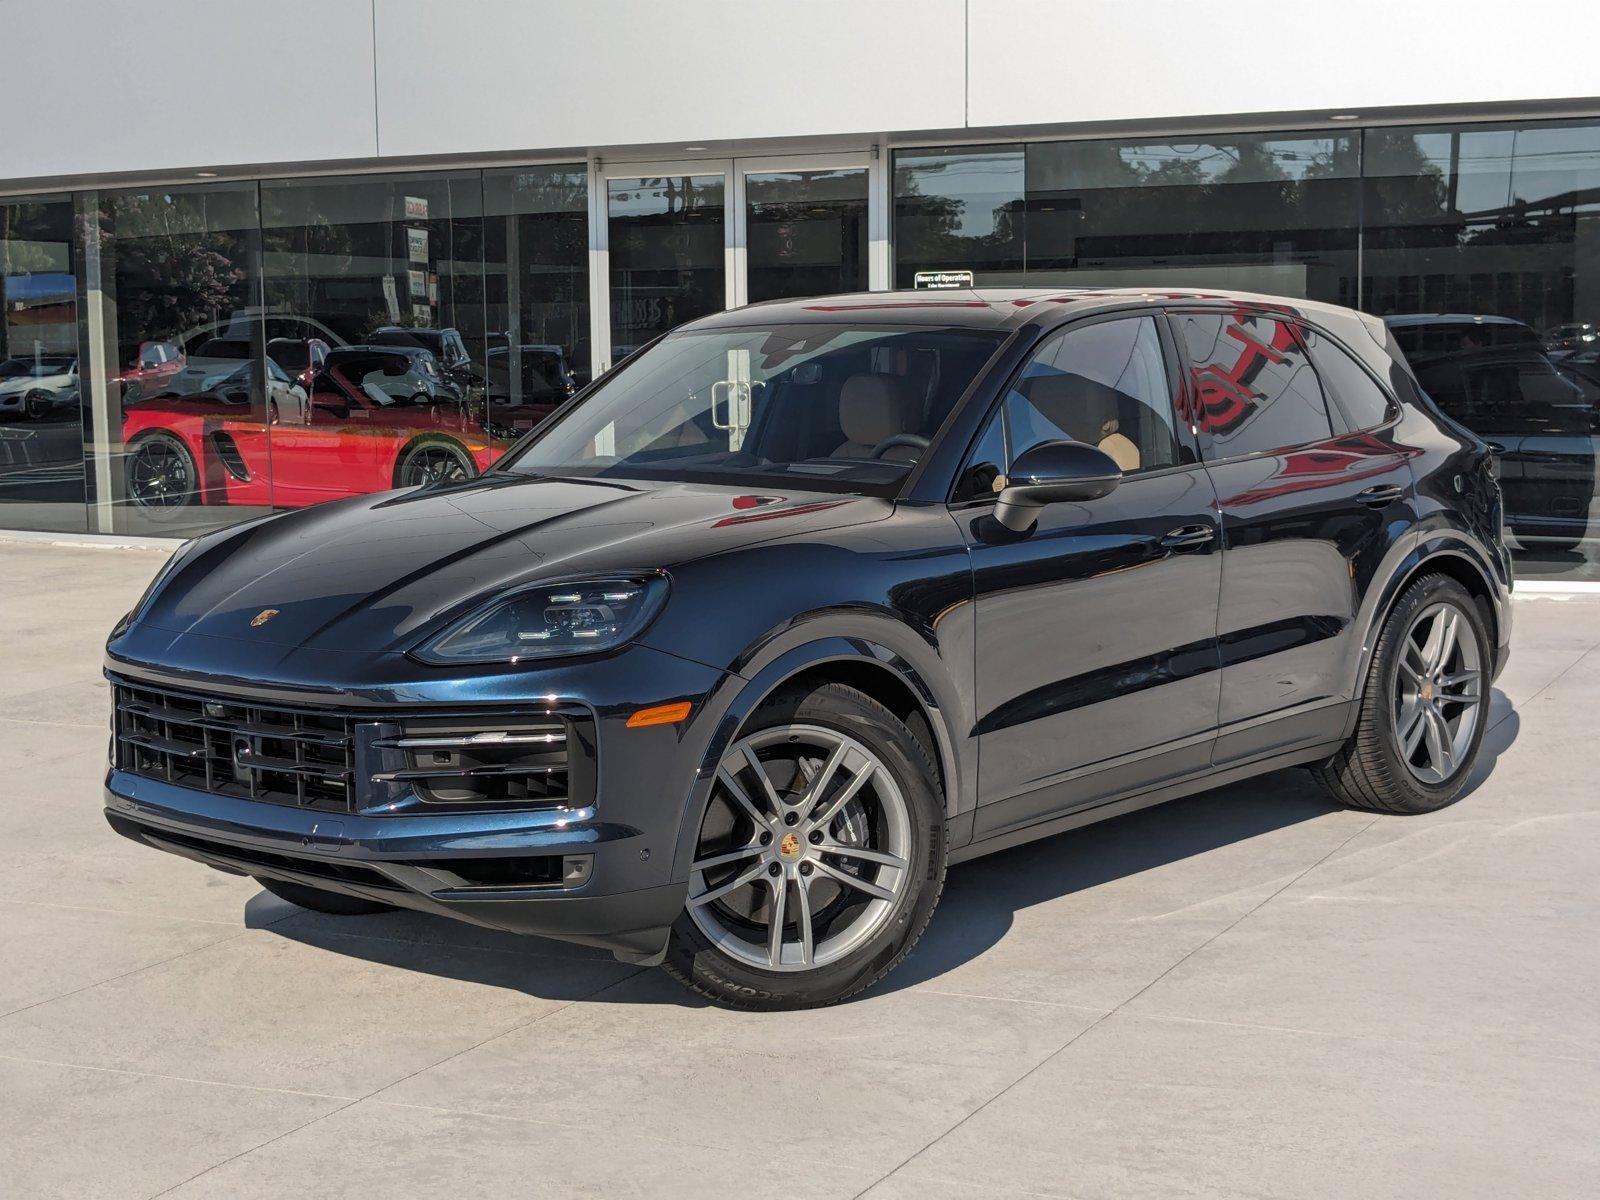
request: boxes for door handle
[1355,484,1405,508]
[1159,524,1215,550]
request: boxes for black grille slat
[113,682,354,813]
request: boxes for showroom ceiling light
[195,170,220,177]
[1328,113,1360,121]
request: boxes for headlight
[412,575,668,665]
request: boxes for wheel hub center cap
[777,831,804,861]
[1420,682,1435,701]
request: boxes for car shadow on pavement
[882,700,1519,996]
[247,698,1519,1006]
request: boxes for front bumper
[104,778,685,960]
[102,638,734,963]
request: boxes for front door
[958,313,1223,839]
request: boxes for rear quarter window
[1301,327,1399,430]
[1175,311,1333,458]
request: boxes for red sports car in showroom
[120,347,510,513]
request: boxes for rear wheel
[663,681,945,1010]
[1313,575,1490,814]
[257,878,396,916]
[396,438,475,488]
[126,431,198,510]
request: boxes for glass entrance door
[603,166,729,367]
[734,156,870,306]
[593,153,875,376]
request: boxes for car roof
[685,286,1377,334]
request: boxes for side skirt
[949,738,1344,865]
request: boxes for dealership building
[2,0,1597,582]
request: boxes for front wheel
[25,389,51,420]
[663,681,945,1010]
[1313,574,1491,814]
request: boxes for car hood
[131,473,890,658]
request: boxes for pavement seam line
[849,813,1382,1199]
[0,925,266,1024]
[0,1052,359,1102]
[1489,638,1600,732]
[144,966,648,1198]
[0,896,247,927]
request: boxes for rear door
[957,313,1222,838]
[1169,306,1416,763]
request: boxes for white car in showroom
[0,355,78,421]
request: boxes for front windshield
[498,324,1004,493]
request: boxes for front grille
[110,677,597,815]
[113,681,354,812]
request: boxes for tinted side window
[1301,328,1397,430]
[1177,312,1332,457]
[1005,316,1181,475]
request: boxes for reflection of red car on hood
[120,348,510,514]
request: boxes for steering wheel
[869,433,930,460]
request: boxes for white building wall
[7,0,378,180]
[373,0,967,159]
[967,0,1600,130]
[4,0,1600,186]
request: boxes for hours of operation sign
[913,270,975,289]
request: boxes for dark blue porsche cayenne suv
[105,288,1511,1009]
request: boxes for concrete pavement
[2,539,1597,1198]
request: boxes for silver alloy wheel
[1394,600,1484,784]
[686,724,912,973]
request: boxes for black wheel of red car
[397,438,476,489]
[127,431,198,510]
[25,389,51,420]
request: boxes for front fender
[665,614,974,887]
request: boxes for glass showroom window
[483,165,591,434]
[1365,120,1600,580]
[259,172,506,507]
[0,195,84,532]
[99,182,270,537]
[1024,133,1360,305]
[893,145,1025,288]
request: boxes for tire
[257,877,396,916]
[662,681,946,1010]
[25,389,51,420]
[125,430,199,510]
[395,437,476,488]
[1313,574,1491,814]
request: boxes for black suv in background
[105,288,1510,1009]
[1386,313,1599,553]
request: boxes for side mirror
[994,439,1122,532]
